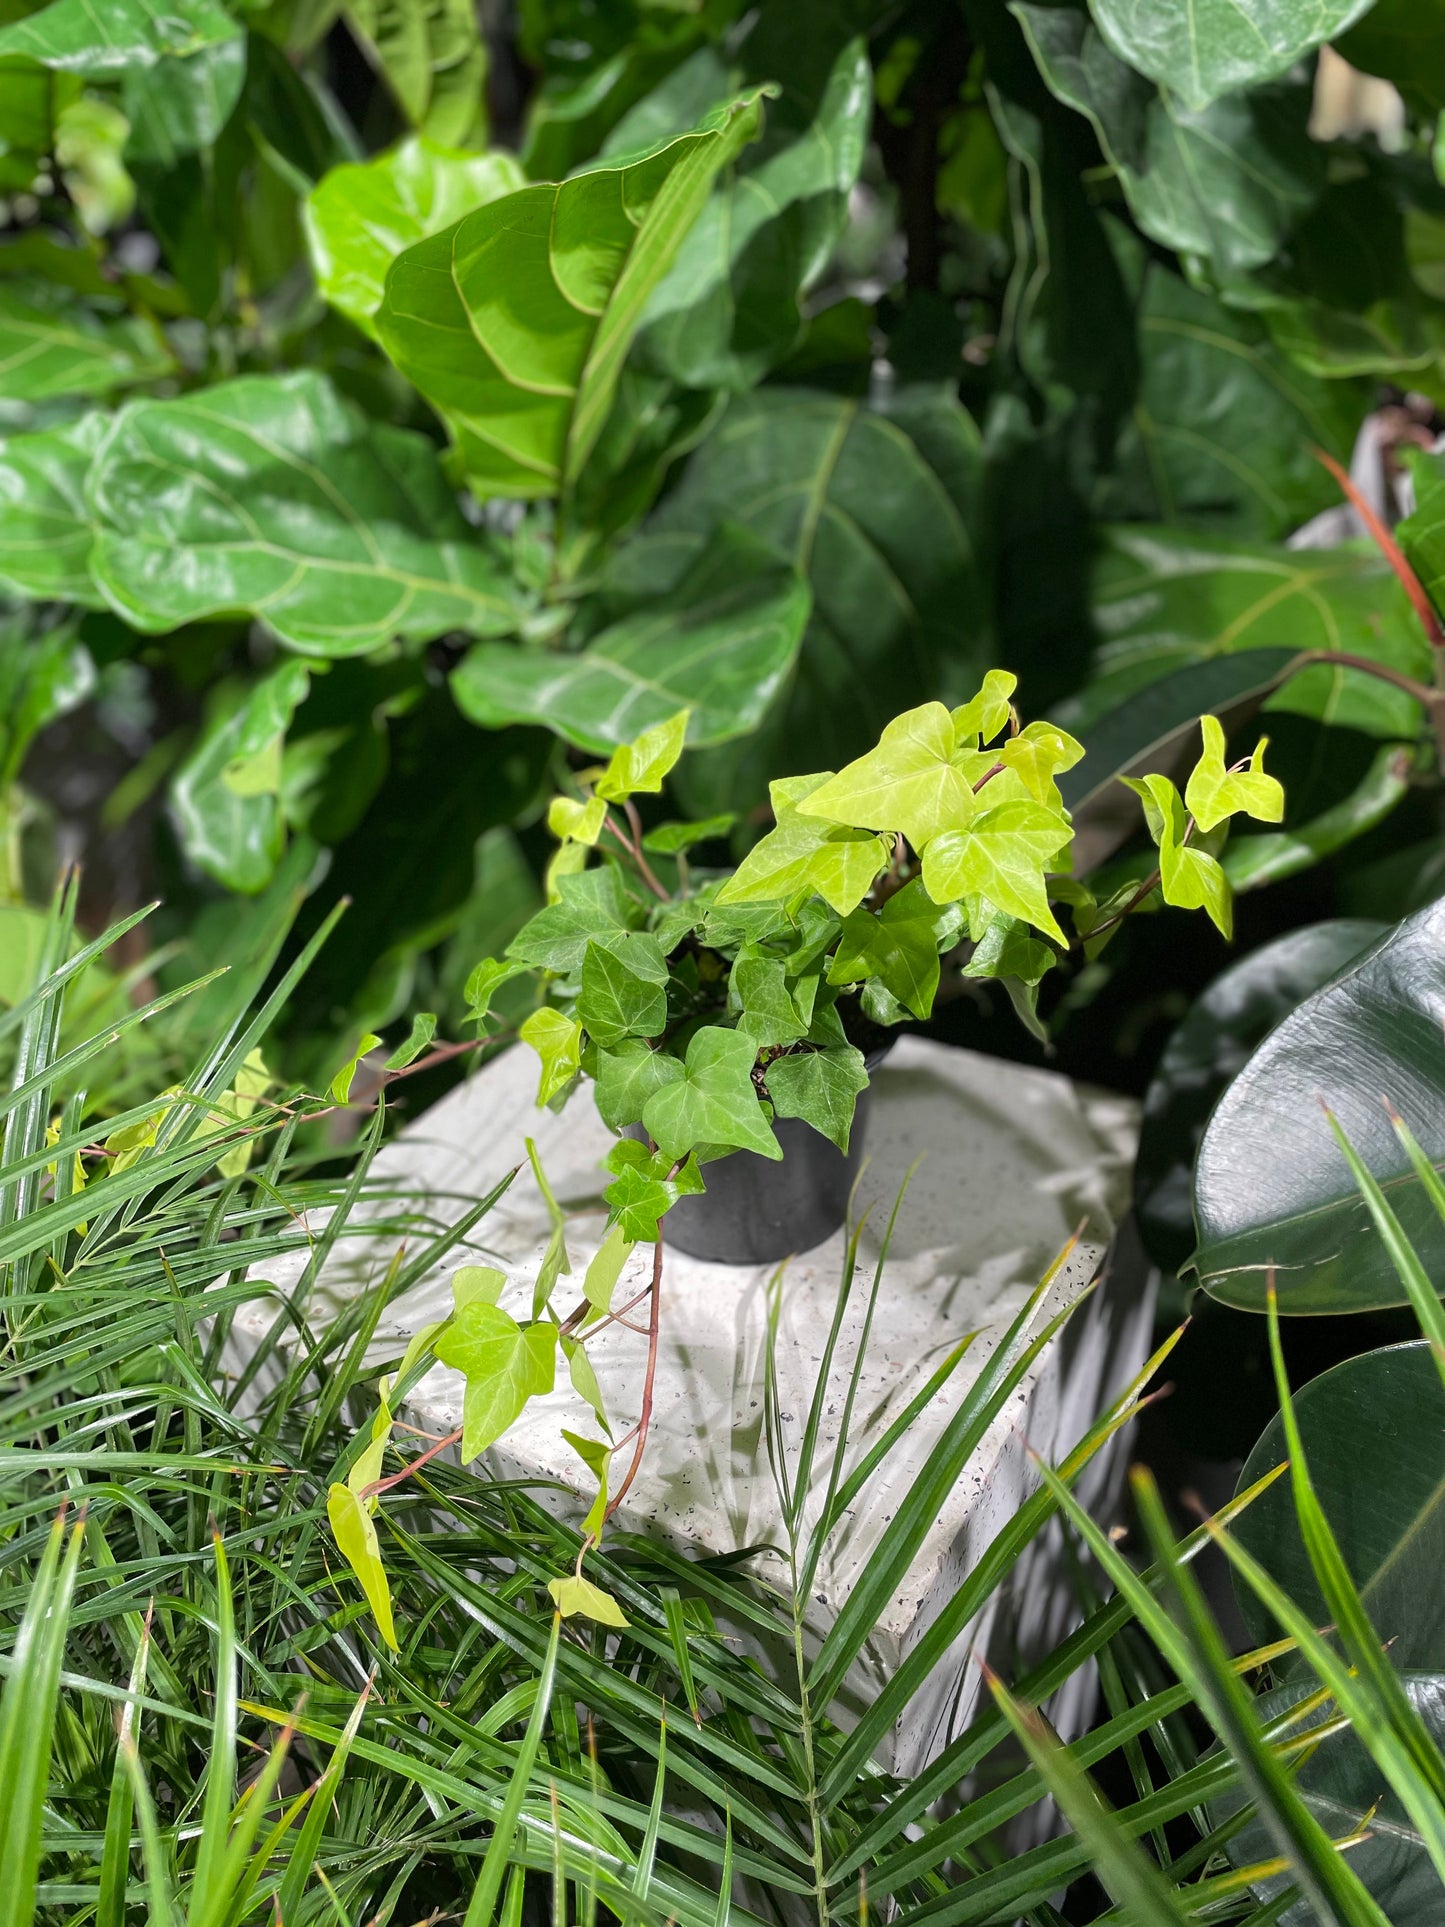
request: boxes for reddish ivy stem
[357,1424,463,1503]
[602,1231,664,1528]
[602,810,669,901]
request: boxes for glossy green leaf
[507,865,638,973]
[329,1030,381,1104]
[583,1220,633,1313]
[170,683,288,894]
[306,137,524,338]
[764,1043,867,1153]
[346,0,488,148]
[122,32,245,165]
[326,1482,398,1649]
[548,1572,629,1626]
[377,93,764,499]
[519,1007,582,1105]
[434,1300,557,1462]
[643,384,989,807]
[1184,716,1284,833]
[1085,0,1376,111]
[799,702,978,847]
[0,413,104,605]
[86,371,520,654]
[716,773,890,918]
[642,812,736,854]
[1017,6,1321,280]
[642,1026,779,1163]
[1192,898,1445,1312]
[732,951,810,1047]
[920,798,1072,942]
[0,0,236,74]
[634,37,871,390]
[0,280,169,400]
[826,878,961,1021]
[593,1038,684,1133]
[454,525,808,752]
[603,1141,698,1241]
[1078,526,1430,744]
[577,930,668,1046]
[385,1009,437,1069]
[1124,771,1233,938]
[594,709,689,802]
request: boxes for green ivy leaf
[642,1026,779,1163]
[86,371,521,654]
[451,1264,506,1313]
[826,877,962,1021]
[548,1572,629,1626]
[595,710,689,803]
[603,1145,696,1241]
[1124,773,1234,938]
[0,412,106,606]
[507,866,638,973]
[0,0,236,74]
[385,1011,437,1070]
[951,669,1017,746]
[548,795,607,846]
[562,1427,611,1538]
[764,1044,868,1154]
[326,1482,399,1650]
[329,1031,381,1105]
[560,1336,609,1437]
[920,799,1072,943]
[996,721,1085,808]
[0,280,169,400]
[525,1138,571,1319]
[716,774,890,917]
[464,957,526,1024]
[583,1220,634,1313]
[306,137,524,339]
[453,526,808,752]
[642,813,736,854]
[435,1302,557,1462]
[1184,715,1285,833]
[577,930,669,1046]
[1085,0,1375,111]
[376,94,765,499]
[520,1007,583,1105]
[593,1038,684,1131]
[732,951,810,1047]
[797,701,979,846]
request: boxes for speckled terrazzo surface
[230,1035,1149,1772]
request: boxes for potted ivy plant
[467,672,1284,1264]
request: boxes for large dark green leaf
[1077,527,1431,743]
[633,383,990,809]
[85,371,521,654]
[0,413,104,605]
[345,0,488,149]
[1398,448,1445,620]
[1135,921,1384,1273]
[1236,1341,1445,1671]
[452,523,808,751]
[629,35,872,390]
[305,137,525,339]
[171,681,288,895]
[375,95,763,500]
[1097,264,1369,541]
[1016,5,1321,282]
[1085,0,1376,112]
[0,614,94,785]
[0,54,75,191]
[0,280,170,400]
[0,0,236,73]
[122,31,245,164]
[1192,897,1445,1313]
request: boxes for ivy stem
[602,1231,664,1527]
[357,1424,463,1503]
[602,813,669,901]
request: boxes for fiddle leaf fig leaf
[951,670,1018,747]
[583,1221,634,1313]
[764,1044,868,1154]
[520,1007,583,1105]
[1183,715,1285,833]
[826,877,962,1021]
[0,0,236,74]
[86,372,521,654]
[920,800,1072,943]
[344,0,489,150]
[548,1572,629,1626]
[326,1481,399,1650]
[642,1026,780,1162]
[596,710,689,802]
[306,138,525,339]
[507,866,637,973]
[577,931,669,1046]
[376,94,765,499]
[593,1038,684,1132]
[435,1302,557,1462]
[0,281,170,401]
[716,774,891,917]
[1085,0,1377,112]
[548,795,607,846]
[0,413,106,604]
[798,702,978,845]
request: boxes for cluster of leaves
[492,678,1282,1240]
[2,0,1445,1084]
[11,889,1445,1926]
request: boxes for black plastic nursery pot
[631,1044,891,1265]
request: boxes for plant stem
[602,814,669,901]
[359,1424,463,1501]
[602,1233,664,1526]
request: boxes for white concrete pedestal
[232,1037,1150,1776]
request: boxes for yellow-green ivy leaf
[548,794,607,845]
[520,1007,582,1106]
[920,799,1072,942]
[583,1220,634,1315]
[797,701,978,846]
[330,1032,381,1105]
[326,1483,398,1650]
[951,669,1018,745]
[595,710,689,803]
[435,1302,557,1462]
[716,774,890,916]
[1183,714,1285,833]
[548,1572,629,1627]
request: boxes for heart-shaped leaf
[764,1044,868,1153]
[593,1039,685,1133]
[920,798,1072,942]
[86,371,520,654]
[1084,0,1376,111]
[577,930,668,1046]
[377,93,764,499]
[507,865,638,973]
[717,774,890,917]
[1192,898,1445,1312]
[435,1301,557,1462]
[642,1026,779,1162]
[798,701,977,846]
